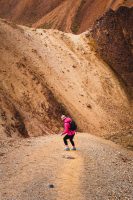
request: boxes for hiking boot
[64,147,70,151]
[71,147,76,151]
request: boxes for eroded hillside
[0,19,132,141]
[0,0,132,33]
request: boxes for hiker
[61,115,77,151]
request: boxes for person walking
[61,115,77,151]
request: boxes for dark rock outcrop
[92,7,133,97]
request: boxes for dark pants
[63,134,75,146]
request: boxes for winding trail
[0,133,133,200]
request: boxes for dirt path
[0,133,133,200]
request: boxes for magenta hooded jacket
[62,117,76,136]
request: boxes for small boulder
[48,184,55,189]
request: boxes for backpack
[69,120,77,131]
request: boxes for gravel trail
[0,133,133,200]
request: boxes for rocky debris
[118,153,131,163]
[48,184,55,189]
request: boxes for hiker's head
[61,115,66,121]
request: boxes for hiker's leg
[63,135,70,150]
[70,135,76,150]
[69,135,75,147]
[63,135,69,146]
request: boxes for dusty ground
[0,133,133,200]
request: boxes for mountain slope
[33,0,81,32]
[0,0,64,26]
[0,19,132,140]
[0,0,132,33]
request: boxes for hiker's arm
[62,123,69,135]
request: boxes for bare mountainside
[0,0,132,33]
[0,19,132,142]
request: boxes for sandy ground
[0,133,133,200]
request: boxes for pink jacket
[62,117,76,136]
